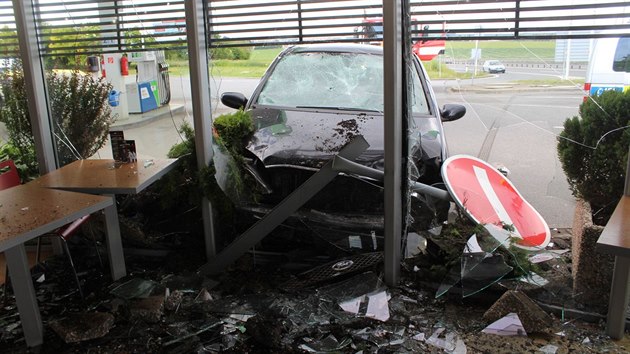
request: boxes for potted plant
[557,89,630,305]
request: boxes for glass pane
[0,1,37,180]
[613,37,630,73]
[256,51,385,112]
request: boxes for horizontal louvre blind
[207,0,630,48]
[410,0,630,41]
[2,1,630,56]
[0,1,18,58]
[208,0,384,47]
[35,0,187,57]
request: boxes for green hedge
[558,90,630,218]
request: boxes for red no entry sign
[441,155,550,250]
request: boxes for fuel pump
[126,51,171,113]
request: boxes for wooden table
[596,195,630,339]
[0,183,112,347]
[33,158,179,281]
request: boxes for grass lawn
[208,47,282,78]
[514,78,585,86]
[424,60,486,80]
[168,40,557,79]
[167,47,282,78]
[443,40,556,61]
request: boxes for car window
[409,61,430,114]
[613,37,630,72]
[255,51,429,114]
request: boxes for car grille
[261,167,384,214]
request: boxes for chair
[0,159,94,299]
[0,159,20,189]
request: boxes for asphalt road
[168,73,581,228]
[433,78,582,228]
[445,63,586,83]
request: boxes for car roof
[285,43,383,55]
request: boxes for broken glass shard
[338,290,390,322]
[365,291,390,322]
[517,273,549,287]
[436,253,513,298]
[464,234,483,253]
[405,232,427,258]
[412,332,426,341]
[425,328,466,353]
[482,313,527,336]
[298,334,352,353]
[426,328,455,352]
[110,278,156,300]
[528,252,557,264]
[539,344,559,354]
[317,271,384,302]
[212,141,251,204]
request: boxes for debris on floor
[483,290,553,334]
[49,312,114,343]
[0,226,629,353]
[481,312,527,336]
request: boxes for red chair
[0,159,94,299]
[0,159,20,189]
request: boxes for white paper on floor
[481,312,527,336]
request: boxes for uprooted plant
[211,109,259,203]
[146,114,256,244]
[408,208,539,290]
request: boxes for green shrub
[213,109,254,155]
[557,90,630,219]
[47,71,114,165]
[231,47,252,60]
[210,46,253,61]
[0,141,36,181]
[159,122,241,240]
[210,36,253,60]
[0,61,39,179]
[159,122,201,210]
[211,47,235,60]
[0,60,114,178]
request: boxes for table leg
[104,194,126,280]
[5,244,43,347]
[607,255,630,339]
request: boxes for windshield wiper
[295,105,381,113]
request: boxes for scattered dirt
[1,223,629,353]
[316,118,362,153]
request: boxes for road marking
[500,104,578,109]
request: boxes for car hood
[245,107,444,170]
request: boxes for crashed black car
[220,43,465,249]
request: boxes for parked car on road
[482,60,506,73]
[220,43,466,249]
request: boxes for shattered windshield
[255,51,429,114]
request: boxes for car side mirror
[221,92,248,110]
[440,104,466,122]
